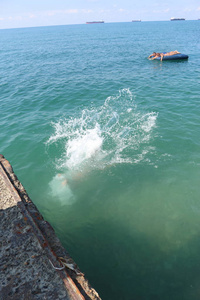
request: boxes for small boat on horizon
[132,20,141,22]
[86,21,104,24]
[170,17,185,21]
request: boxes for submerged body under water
[1,21,200,299]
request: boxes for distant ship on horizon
[132,20,141,22]
[170,17,185,21]
[86,21,104,24]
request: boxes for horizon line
[0,18,199,30]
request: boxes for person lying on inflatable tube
[148,50,180,61]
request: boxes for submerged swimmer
[50,173,75,205]
[57,171,83,186]
[57,173,68,186]
[148,50,180,61]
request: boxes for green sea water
[1,21,200,299]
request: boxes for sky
[0,0,200,29]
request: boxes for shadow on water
[61,215,200,300]
[44,163,200,300]
[3,174,200,300]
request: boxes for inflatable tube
[153,53,189,61]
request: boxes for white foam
[141,113,157,133]
[65,125,103,169]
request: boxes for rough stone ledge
[0,154,101,300]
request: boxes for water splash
[47,88,158,172]
[66,125,103,169]
[46,89,158,204]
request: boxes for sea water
[1,21,200,299]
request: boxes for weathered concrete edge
[0,154,101,300]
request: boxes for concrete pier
[0,154,101,300]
